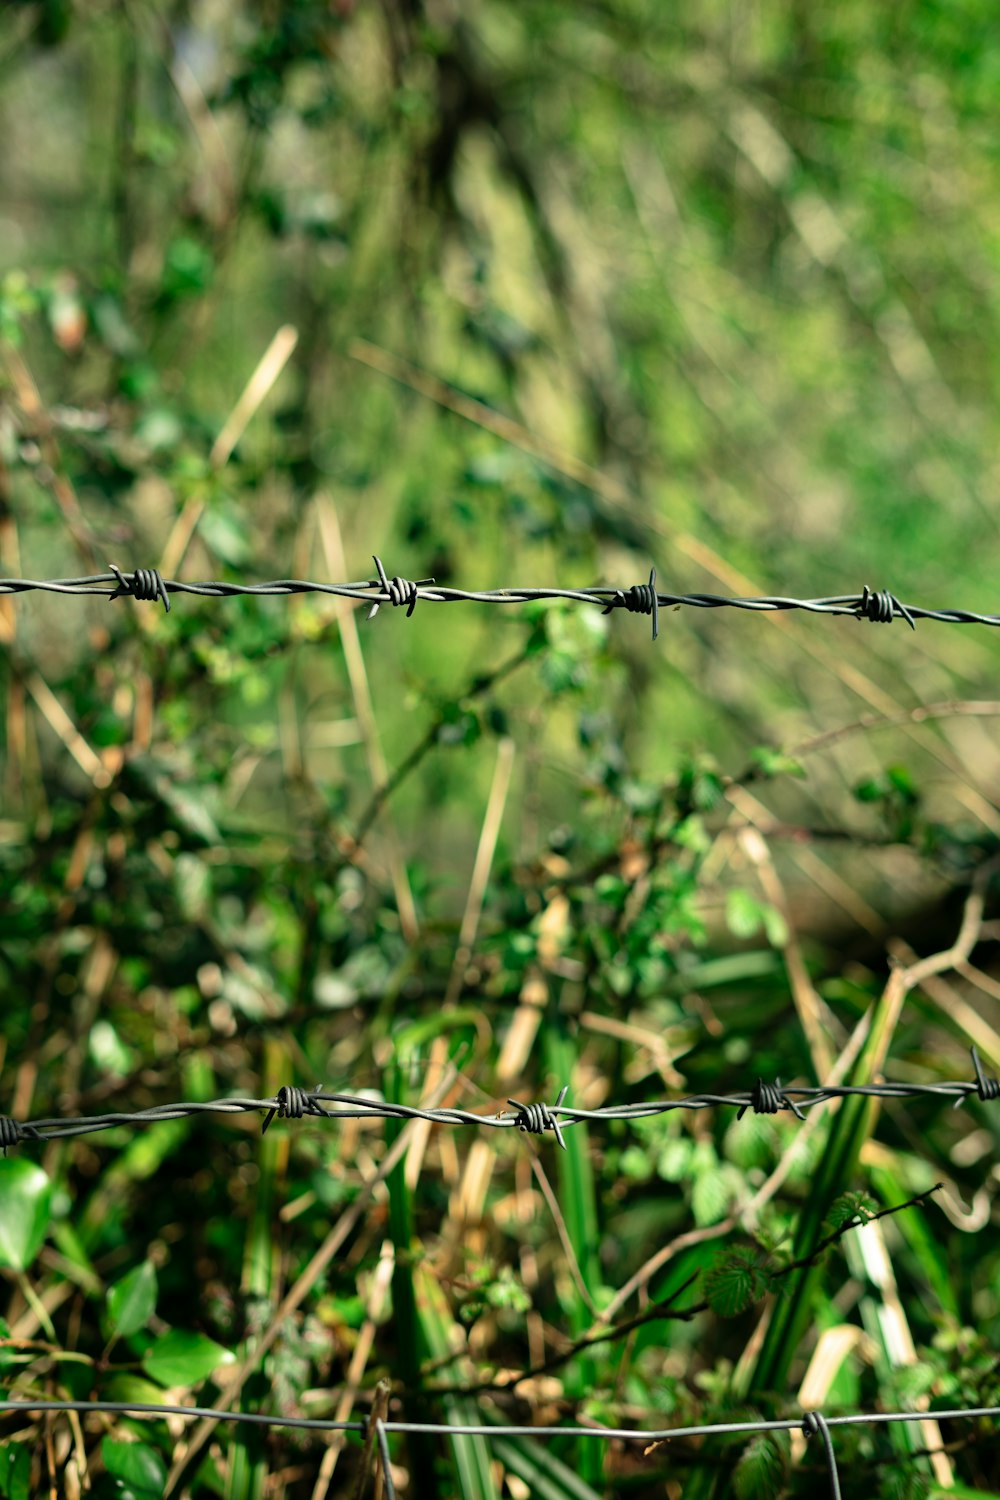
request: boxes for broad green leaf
[142,1329,235,1388]
[101,1438,166,1497]
[108,1261,158,1338]
[0,1443,30,1500]
[103,1374,172,1407]
[0,1159,51,1270]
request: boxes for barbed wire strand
[2,1047,996,1154]
[4,560,1000,636]
[2,1398,999,1498]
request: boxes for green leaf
[103,1374,172,1407]
[749,747,806,780]
[162,235,213,297]
[142,1329,235,1388]
[691,1164,740,1226]
[930,1488,1000,1499]
[0,1443,30,1500]
[108,1261,158,1338]
[677,760,725,814]
[0,1159,51,1270]
[733,1431,788,1500]
[886,764,918,802]
[656,1137,691,1182]
[88,1018,133,1076]
[101,1437,166,1498]
[704,1246,770,1318]
[198,503,253,567]
[726,888,764,940]
[824,1191,876,1232]
[759,903,788,947]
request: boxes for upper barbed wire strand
[3,559,1000,629]
[1,1048,996,1152]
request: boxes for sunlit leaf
[0,1443,30,1500]
[142,1329,235,1388]
[101,1437,166,1498]
[0,1160,51,1271]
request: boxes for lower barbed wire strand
[1,1399,998,1444]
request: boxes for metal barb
[602,565,659,641]
[858,584,915,631]
[506,1084,570,1149]
[737,1076,806,1122]
[261,1084,329,1134]
[8,564,1000,634]
[5,1062,996,1147]
[107,563,171,613]
[802,1411,843,1500]
[367,555,435,620]
[970,1045,1000,1104]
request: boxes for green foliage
[142,1330,235,1389]
[107,1262,158,1338]
[0,1445,30,1500]
[853,765,922,840]
[2,2,1000,1495]
[704,1247,772,1319]
[0,1160,51,1270]
[824,1192,877,1233]
[732,1431,789,1500]
[879,1467,931,1500]
[677,756,726,817]
[725,888,788,948]
[748,748,806,781]
[101,1438,167,1500]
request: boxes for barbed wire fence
[5,558,1000,1496]
[3,1396,1000,1499]
[1,1046,997,1154]
[6,559,1000,637]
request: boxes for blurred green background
[2,3,1000,1498]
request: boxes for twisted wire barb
[4,560,1000,633]
[2,1048,996,1152]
